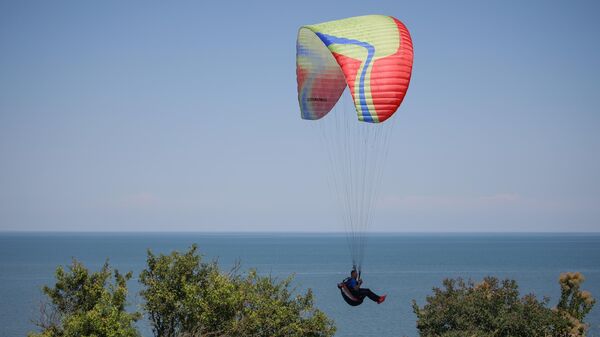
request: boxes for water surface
[1,233,599,336]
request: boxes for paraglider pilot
[338,270,386,305]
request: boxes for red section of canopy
[296,67,308,91]
[332,52,361,107]
[370,17,414,122]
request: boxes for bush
[28,260,141,337]
[139,244,336,337]
[30,246,335,337]
[412,273,596,337]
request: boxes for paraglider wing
[297,15,414,123]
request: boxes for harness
[337,277,364,306]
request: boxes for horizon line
[1,230,600,235]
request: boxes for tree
[225,270,334,337]
[139,245,335,337]
[557,272,596,336]
[29,260,141,337]
[412,273,596,337]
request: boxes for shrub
[139,244,336,337]
[412,273,595,337]
[29,260,140,337]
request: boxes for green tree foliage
[412,273,596,337]
[139,244,335,337]
[29,260,141,337]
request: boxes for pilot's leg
[358,288,380,302]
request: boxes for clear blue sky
[1,0,599,232]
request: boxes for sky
[1,0,599,232]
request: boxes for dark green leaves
[412,274,596,337]
[139,245,336,337]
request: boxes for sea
[1,233,599,337]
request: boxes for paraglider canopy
[297,15,413,123]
